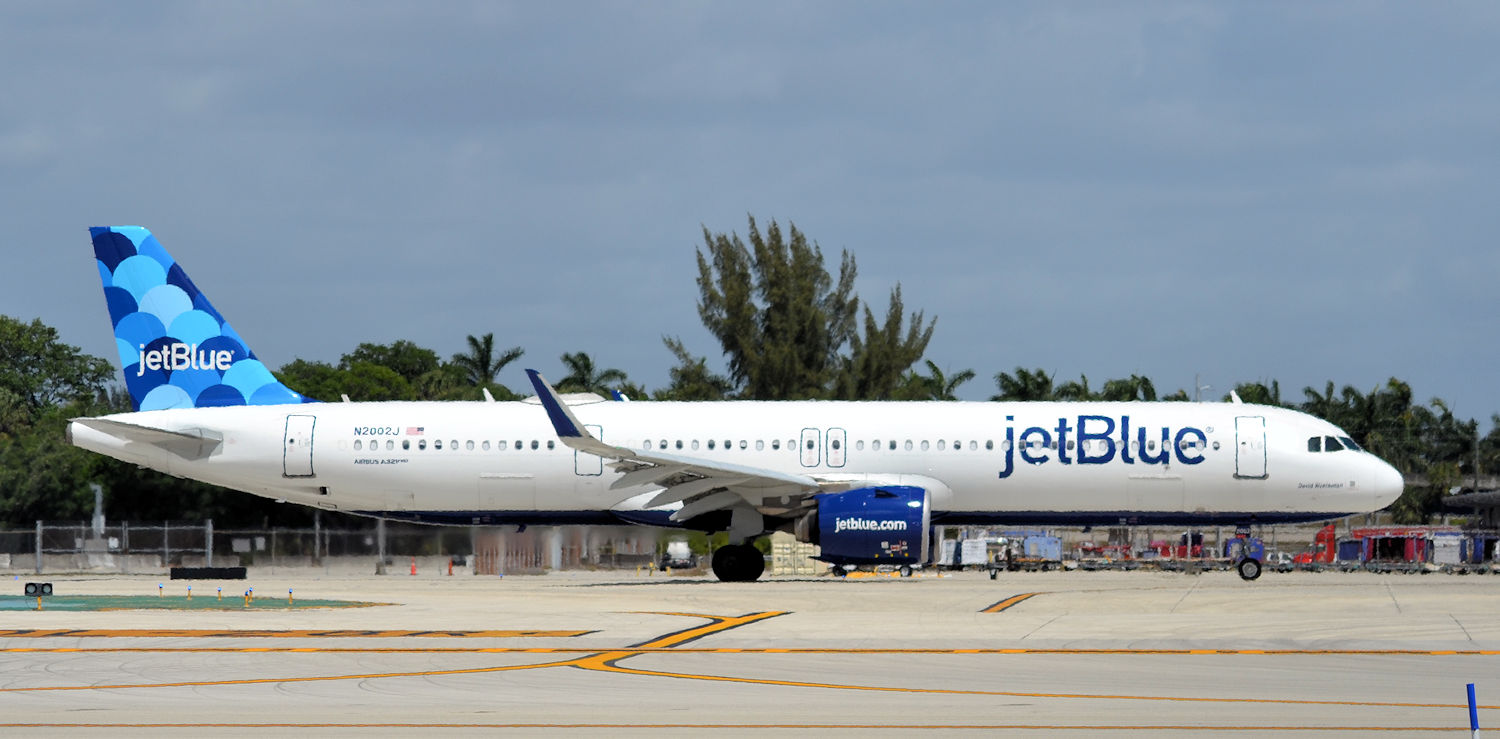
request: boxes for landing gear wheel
[899,565,913,578]
[711,544,765,582]
[1236,557,1263,581]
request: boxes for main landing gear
[711,543,765,582]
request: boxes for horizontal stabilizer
[71,417,222,461]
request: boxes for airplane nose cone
[1371,459,1405,509]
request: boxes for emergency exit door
[575,425,603,475]
[799,428,820,467]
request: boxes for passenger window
[644,440,653,450]
[418,440,427,450]
[1307,437,1321,452]
[434,440,442,450]
[725,439,732,449]
[530,440,539,450]
[1324,436,1343,451]
[354,440,362,451]
[659,439,667,449]
[988,440,996,451]
[904,440,913,451]
[831,439,841,450]
[514,440,522,450]
[1212,441,1221,450]
[547,441,555,450]
[806,439,815,450]
[756,440,765,451]
[692,440,700,450]
[708,439,716,450]
[466,440,475,451]
[937,440,947,451]
[677,440,684,450]
[856,440,865,451]
[1067,440,1075,451]
[482,440,491,451]
[1146,440,1156,452]
[450,440,458,451]
[889,440,897,450]
[771,440,780,450]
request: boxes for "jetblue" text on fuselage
[996,415,1208,479]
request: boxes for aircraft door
[826,428,847,468]
[1234,416,1267,480]
[799,428,821,467]
[574,425,603,476]
[283,415,316,478]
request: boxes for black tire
[899,565,913,578]
[989,569,997,580]
[711,544,765,582]
[1236,558,1263,581]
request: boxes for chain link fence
[0,520,665,575]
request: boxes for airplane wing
[70,417,223,461]
[525,370,824,522]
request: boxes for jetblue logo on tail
[90,226,313,411]
[136,343,235,375]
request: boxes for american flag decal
[406,426,424,436]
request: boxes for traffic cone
[410,557,417,575]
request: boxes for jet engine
[794,485,930,566]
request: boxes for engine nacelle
[795,486,930,566]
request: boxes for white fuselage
[69,397,1404,529]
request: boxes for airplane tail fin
[89,226,314,411]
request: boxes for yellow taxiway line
[1,610,1494,715]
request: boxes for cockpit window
[1307,436,1321,452]
[1323,436,1343,451]
[1339,436,1361,451]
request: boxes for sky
[3,2,1497,427]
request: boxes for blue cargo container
[1022,536,1062,562]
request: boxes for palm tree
[1228,380,1281,406]
[1101,374,1157,402]
[991,367,1054,401]
[557,351,628,395]
[899,360,975,400]
[1054,373,1097,401]
[450,333,524,387]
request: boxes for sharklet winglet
[526,369,588,440]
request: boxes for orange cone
[410,557,417,575]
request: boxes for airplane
[68,226,1406,582]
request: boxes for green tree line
[1,216,1496,526]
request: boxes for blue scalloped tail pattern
[89,226,317,411]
